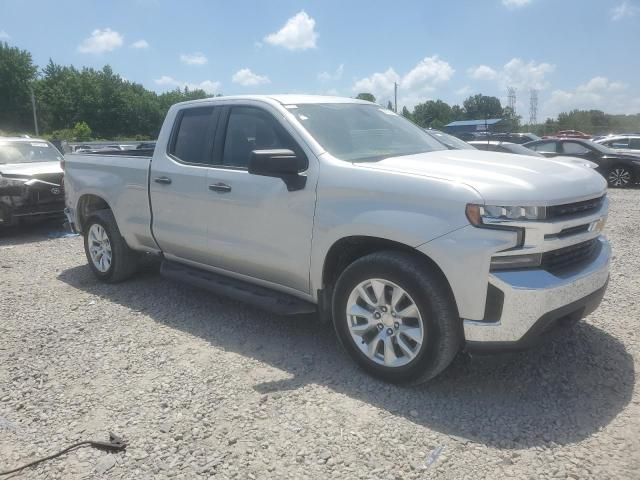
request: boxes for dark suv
[524,138,640,188]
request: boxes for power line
[507,87,516,117]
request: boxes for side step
[160,260,317,316]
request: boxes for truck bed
[64,153,157,252]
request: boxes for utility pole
[394,82,398,113]
[29,85,39,136]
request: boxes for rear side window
[562,142,591,155]
[169,107,215,164]
[530,141,557,153]
[630,138,640,149]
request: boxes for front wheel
[332,251,462,384]
[83,209,138,283]
[607,166,633,188]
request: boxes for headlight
[0,175,28,188]
[465,204,545,225]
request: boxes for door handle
[154,176,172,185]
[209,182,232,193]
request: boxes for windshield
[425,130,476,150]
[0,141,62,164]
[290,103,446,162]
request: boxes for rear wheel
[83,209,138,283]
[332,251,462,384]
[607,166,633,188]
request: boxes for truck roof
[174,94,371,109]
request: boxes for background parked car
[523,138,640,187]
[489,132,540,144]
[553,130,592,139]
[594,135,640,156]
[469,140,598,169]
[0,137,65,226]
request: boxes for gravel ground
[0,190,638,480]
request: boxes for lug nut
[377,323,384,330]
[374,312,381,319]
[394,322,400,329]
[381,306,388,313]
[386,328,393,335]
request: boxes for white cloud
[264,11,318,50]
[543,77,639,119]
[318,64,344,82]
[611,1,640,20]
[180,52,208,65]
[0,30,9,40]
[502,0,532,7]
[455,86,473,96]
[468,65,498,81]
[352,55,454,107]
[500,58,555,91]
[154,75,220,94]
[232,68,270,86]
[77,28,124,54]
[130,39,149,49]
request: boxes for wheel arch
[76,194,112,233]
[318,236,455,313]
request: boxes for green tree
[356,92,376,103]
[463,94,503,120]
[450,105,465,121]
[401,106,412,120]
[0,42,38,133]
[386,100,393,110]
[412,100,452,128]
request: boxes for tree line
[0,42,210,140]
[1,41,638,140]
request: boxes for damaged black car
[0,138,65,226]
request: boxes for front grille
[32,173,63,186]
[547,195,604,219]
[541,238,601,274]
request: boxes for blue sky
[1,0,639,120]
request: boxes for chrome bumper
[463,237,611,343]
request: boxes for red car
[554,130,591,139]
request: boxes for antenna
[529,89,538,125]
[507,87,517,117]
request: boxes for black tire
[331,251,462,384]
[606,165,634,188]
[83,209,139,283]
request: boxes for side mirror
[249,149,308,191]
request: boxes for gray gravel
[1,189,638,479]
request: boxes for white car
[595,135,640,156]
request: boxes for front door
[204,104,318,294]
[149,106,219,265]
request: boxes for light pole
[28,84,39,136]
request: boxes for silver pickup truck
[64,95,610,384]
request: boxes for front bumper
[463,237,610,346]
[0,199,65,225]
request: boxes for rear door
[149,106,219,264]
[203,103,318,293]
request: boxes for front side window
[529,141,557,153]
[604,138,629,149]
[222,107,294,168]
[0,141,62,164]
[562,142,591,155]
[291,103,446,162]
[629,138,640,149]
[169,107,215,164]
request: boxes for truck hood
[0,161,63,177]
[355,150,607,205]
